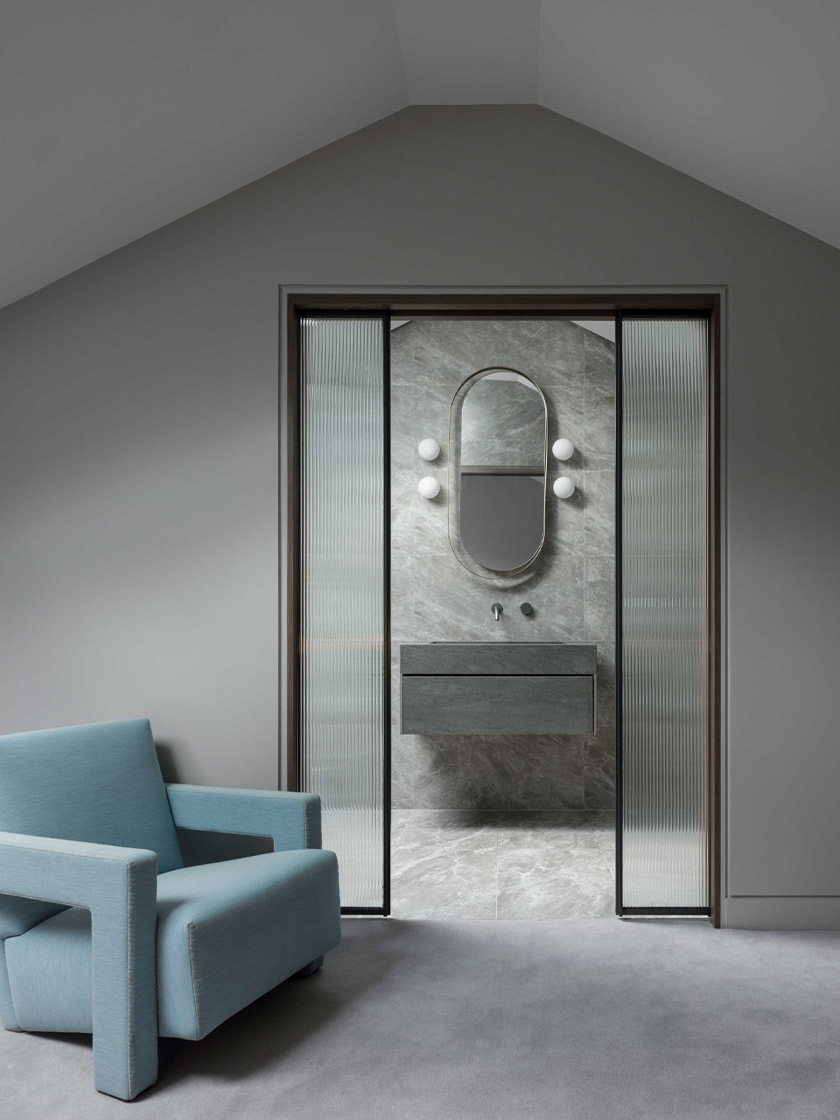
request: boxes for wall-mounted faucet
[491,603,503,622]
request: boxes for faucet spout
[491,603,503,622]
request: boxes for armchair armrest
[165,785,322,851]
[0,832,157,1100]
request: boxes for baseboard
[725,896,840,930]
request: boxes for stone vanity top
[400,642,597,676]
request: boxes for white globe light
[418,438,440,462]
[552,438,574,461]
[418,476,441,499]
[553,476,576,499]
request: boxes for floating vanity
[400,642,597,735]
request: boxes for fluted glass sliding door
[619,316,710,913]
[297,315,388,912]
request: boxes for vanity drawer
[400,674,594,735]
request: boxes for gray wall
[390,319,615,812]
[0,219,281,788]
[1,106,840,925]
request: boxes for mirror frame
[447,365,549,579]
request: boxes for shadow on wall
[156,739,272,866]
[155,739,184,783]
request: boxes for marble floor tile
[496,810,604,852]
[390,812,498,919]
[391,809,498,848]
[390,811,616,920]
[583,815,616,872]
[496,846,615,920]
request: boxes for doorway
[284,292,722,926]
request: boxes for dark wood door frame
[283,289,723,928]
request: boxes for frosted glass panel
[299,317,385,909]
[621,318,709,909]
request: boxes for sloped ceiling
[2,0,838,309]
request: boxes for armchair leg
[91,862,159,1100]
[296,956,324,977]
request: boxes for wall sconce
[553,476,576,499]
[418,438,440,461]
[552,438,574,461]
[418,476,441,499]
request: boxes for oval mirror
[448,367,548,577]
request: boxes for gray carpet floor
[2,917,839,1119]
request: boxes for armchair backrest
[0,719,183,938]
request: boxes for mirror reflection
[449,368,547,575]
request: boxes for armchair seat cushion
[5,849,340,1040]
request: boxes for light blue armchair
[0,719,341,1100]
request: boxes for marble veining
[391,810,616,920]
[391,319,616,820]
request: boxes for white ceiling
[2,0,838,310]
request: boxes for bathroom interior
[293,307,711,922]
[390,317,617,919]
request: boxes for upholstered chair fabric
[7,848,340,1039]
[0,831,159,1100]
[0,719,182,940]
[166,783,323,851]
[0,720,341,1101]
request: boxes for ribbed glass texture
[299,317,385,909]
[621,318,709,909]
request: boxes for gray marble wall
[391,320,616,812]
